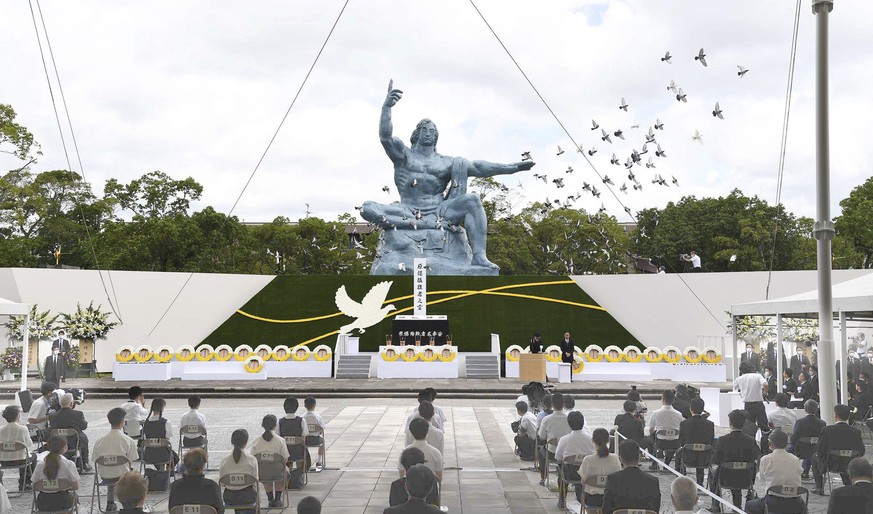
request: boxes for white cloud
[2,0,872,225]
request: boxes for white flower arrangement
[60,302,118,340]
[5,305,57,342]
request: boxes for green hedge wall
[201,275,639,352]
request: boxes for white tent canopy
[0,297,30,391]
[732,272,873,319]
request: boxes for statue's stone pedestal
[370,227,498,276]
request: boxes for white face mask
[764,371,771,378]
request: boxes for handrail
[613,430,747,514]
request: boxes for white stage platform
[113,359,331,381]
[506,360,727,383]
[375,359,459,379]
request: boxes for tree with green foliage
[0,104,41,166]
[835,176,873,268]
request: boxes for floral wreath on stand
[214,345,234,362]
[643,347,663,362]
[662,345,682,364]
[195,344,215,361]
[313,345,332,361]
[437,346,456,362]
[291,345,311,361]
[400,345,419,362]
[234,345,253,362]
[572,355,584,374]
[545,345,562,363]
[419,345,438,362]
[116,345,136,363]
[702,346,722,364]
[134,345,153,363]
[154,345,174,363]
[505,345,524,362]
[624,346,643,363]
[604,345,624,363]
[584,345,604,362]
[244,356,264,374]
[272,345,291,362]
[176,345,195,362]
[254,344,273,361]
[683,346,704,364]
[381,347,401,362]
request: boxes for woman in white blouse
[578,428,621,508]
[220,429,259,514]
[32,435,80,511]
[250,415,289,509]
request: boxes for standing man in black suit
[51,330,71,383]
[827,457,873,514]
[601,440,660,514]
[711,409,761,510]
[558,332,575,364]
[677,397,715,485]
[740,343,761,373]
[789,399,826,479]
[43,347,65,386]
[812,404,866,495]
[790,348,811,382]
[529,332,543,354]
[809,365,821,402]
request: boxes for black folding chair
[680,443,713,485]
[717,461,757,503]
[764,484,809,514]
[653,429,680,469]
[824,449,859,495]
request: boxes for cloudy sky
[2,0,872,225]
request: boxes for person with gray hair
[789,399,826,479]
[827,457,873,513]
[670,476,702,513]
[48,391,90,471]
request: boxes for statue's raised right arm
[379,79,406,163]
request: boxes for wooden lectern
[519,353,546,382]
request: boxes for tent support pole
[776,314,783,392]
[20,315,29,392]
[840,311,847,404]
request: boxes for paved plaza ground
[0,397,857,513]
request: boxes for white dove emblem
[335,281,396,335]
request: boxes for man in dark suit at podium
[559,332,575,364]
[529,332,543,354]
[51,330,71,383]
[44,347,65,385]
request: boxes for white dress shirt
[515,395,530,414]
[538,411,571,452]
[647,405,683,439]
[33,455,80,484]
[302,411,325,432]
[219,451,259,489]
[121,400,148,436]
[0,422,33,460]
[768,407,798,432]
[433,405,447,426]
[398,439,443,474]
[405,409,444,433]
[179,409,207,439]
[579,453,621,494]
[554,428,595,462]
[405,423,444,455]
[518,412,537,440]
[92,428,139,479]
[251,432,289,460]
[758,448,802,489]
[734,373,767,402]
[28,396,50,429]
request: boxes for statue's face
[417,122,436,146]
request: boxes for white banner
[414,258,427,317]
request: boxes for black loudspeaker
[17,389,34,412]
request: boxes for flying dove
[335,281,396,334]
[556,145,564,156]
[654,119,664,130]
[712,102,724,119]
[661,51,672,63]
[601,129,612,144]
[591,119,599,130]
[619,98,629,111]
[737,65,748,77]
[521,151,532,161]
[695,48,707,67]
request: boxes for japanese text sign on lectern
[414,258,426,317]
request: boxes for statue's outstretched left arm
[469,159,535,178]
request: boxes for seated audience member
[564,395,577,412]
[179,395,207,448]
[827,457,873,514]
[602,440,660,514]
[711,409,760,510]
[673,384,693,419]
[390,447,440,507]
[168,448,223,514]
[647,389,684,468]
[516,385,531,413]
[627,388,648,418]
[813,404,866,495]
[27,381,56,440]
[219,429,258,514]
[850,381,873,424]
[782,369,798,396]
[384,464,442,514]
[92,407,140,512]
[121,386,148,438]
[677,397,715,485]
[611,400,645,451]
[399,418,443,481]
[302,396,326,467]
[670,476,701,514]
[789,399,826,479]
[49,392,91,471]
[578,427,621,510]
[0,405,34,491]
[761,393,797,456]
[114,471,148,514]
[764,366,778,400]
[32,435,79,512]
[513,401,537,461]
[423,388,447,427]
[405,391,444,433]
[142,398,177,470]
[744,429,803,514]
[536,394,553,426]
[790,372,815,409]
[405,401,444,455]
[298,496,322,514]
[536,392,570,486]
[279,396,310,470]
[252,415,289,508]
[554,411,595,509]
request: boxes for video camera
[46,387,86,415]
